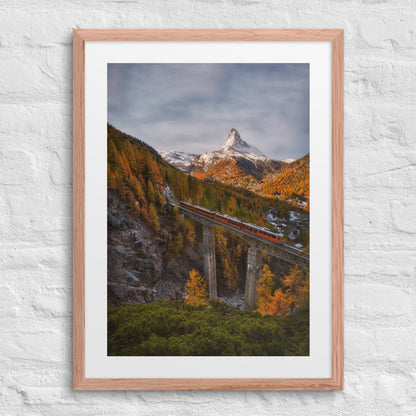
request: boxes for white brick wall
[1,1,415,414]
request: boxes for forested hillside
[254,154,310,200]
[108,124,292,227]
[161,128,310,206]
[191,155,283,190]
[107,124,295,302]
[107,124,309,356]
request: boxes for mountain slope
[107,124,294,305]
[158,150,197,173]
[157,127,309,205]
[253,154,310,199]
[190,129,283,189]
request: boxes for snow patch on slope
[159,150,197,172]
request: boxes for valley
[106,63,310,357]
[107,124,309,309]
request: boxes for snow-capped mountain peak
[157,128,285,189]
[218,129,267,161]
[221,128,246,151]
[188,128,282,186]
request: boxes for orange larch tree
[256,264,274,315]
[184,269,208,306]
[268,288,291,316]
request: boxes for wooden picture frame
[73,29,343,390]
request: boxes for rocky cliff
[107,189,203,307]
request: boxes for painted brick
[391,199,416,233]
[0,149,37,185]
[0,331,67,362]
[1,0,416,415]
[0,287,19,318]
[32,290,71,317]
[375,327,416,361]
[346,283,412,321]
[49,150,72,186]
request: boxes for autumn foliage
[256,264,309,316]
[107,123,297,230]
[256,265,274,315]
[107,124,297,294]
[215,228,244,290]
[107,124,310,356]
[184,269,209,306]
[256,154,310,201]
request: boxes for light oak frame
[73,29,344,390]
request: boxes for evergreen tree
[118,152,132,181]
[150,160,164,188]
[147,180,156,204]
[130,176,146,206]
[282,265,306,309]
[108,138,119,167]
[123,140,138,173]
[174,232,184,255]
[148,203,160,232]
[155,190,165,209]
[182,218,196,246]
[108,167,117,189]
[300,271,310,310]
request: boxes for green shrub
[108,300,309,356]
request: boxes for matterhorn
[188,129,282,187]
[218,128,268,161]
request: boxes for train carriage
[215,213,229,225]
[241,222,282,244]
[179,201,215,218]
[179,201,282,244]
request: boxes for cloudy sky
[108,63,309,160]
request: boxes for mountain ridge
[158,150,197,173]
[157,128,308,202]
[189,129,282,189]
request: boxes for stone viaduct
[174,201,309,310]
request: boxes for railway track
[168,197,309,263]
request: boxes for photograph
[106,63,310,357]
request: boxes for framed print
[73,29,343,390]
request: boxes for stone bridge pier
[202,224,262,309]
[177,205,306,309]
[203,224,217,299]
[244,246,262,310]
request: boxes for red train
[179,201,282,244]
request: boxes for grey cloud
[108,63,309,160]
